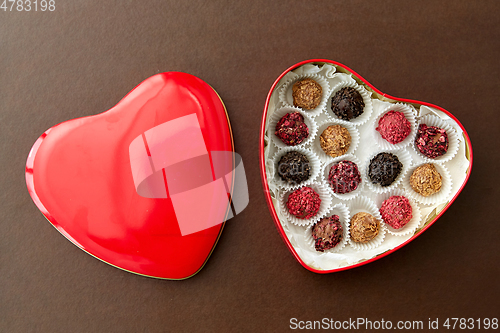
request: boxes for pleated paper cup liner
[348,196,386,251]
[402,162,452,205]
[372,103,417,151]
[269,106,317,149]
[271,146,321,191]
[326,80,373,126]
[312,119,360,164]
[375,188,422,236]
[365,149,412,194]
[304,203,350,253]
[413,114,460,163]
[279,183,332,227]
[322,154,364,201]
[278,73,330,118]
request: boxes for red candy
[275,112,309,146]
[376,110,411,144]
[379,196,413,229]
[286,186,321,219]
[328,160,361,194]
[415,124,449,158]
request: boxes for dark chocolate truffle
[368,152,403,187]
[319,125,351,158]
[350,212,380,243]
[409,164,442,196]
[328,160,361,194]
[379,196,413,229]
[415,124,449,158]
[331,87,365,121]
[275,112,309,146]
[277,151,311,185]
[286,186,321,219]
[312,215,343,252]
[376,110,412,144]
[292,78,322,110]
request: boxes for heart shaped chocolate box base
[260,60,472,273]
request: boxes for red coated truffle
[376,110,412,144]
[286,186,321,219]
[379,196,413,229]
[275,112,309,146]
[415,124,449,158]
[328,160,361,194]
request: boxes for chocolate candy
[410,164,442,197]
[350,212,379,243]
[275,112,309,146]
[368,152,402,187]
[328,160,361,194]
[331,87,364,121]
[277,151,311,185]
[292,78,322,110]
[319,125,351,158]
[415,124,449,158]
[376,110,411,144]
[312,215,343,252]
[379,196,413,229]
[286,186,321,219]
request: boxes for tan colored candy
[320,125,351,158]
[292,78,322,110]
[410,164,442,197]
[350,212,380,243]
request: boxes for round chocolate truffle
[415,124,449,158]
[331,87,365,121]
[312,215,343,252]
[292,78,322,110]
[368,152,403,187]
[286,186,321,219]
[275,112,309,146]
[379,196,413,229]
[320,125,351,158]
[328,160,361,194]
[376,110,412,144]
[277,151,311,185]
[410,163,442,197]
[350,212,380,243]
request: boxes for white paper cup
[402,162,452,205]
[279,183,332,226]
[348,196,386,251]
[322,154,364,201]
[269,106,317,149]
[304,203,350,253]
[312,120,360,164]
[375,189,422,236]
[413,114,460,163]
[279,73,330,118]
[327,80,373,126]
[373,103,417,150]
[271,147,321,191]
[365,149,412,194]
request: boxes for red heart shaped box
[26,72,234,280]
[259,59,473,273]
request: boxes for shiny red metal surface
[26,72,233,279]
[260,59,473,273]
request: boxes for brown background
[1,1,499,332]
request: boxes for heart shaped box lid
[26,72,235,280]
[260,60,473,273]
